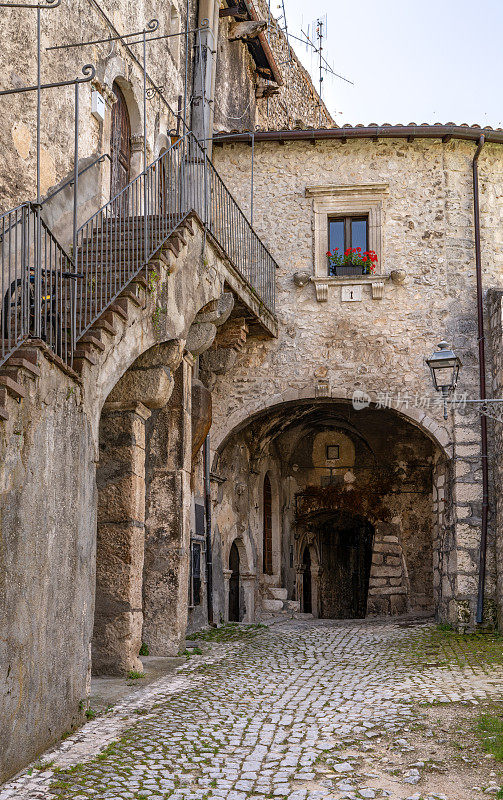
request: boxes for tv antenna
[290,16,354,125]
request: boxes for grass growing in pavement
[186,622,267,643]
[477,712,503,761]
[396,625,503,672]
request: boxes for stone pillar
[222,569,232,622]
[241,573,257,622]
[142,354,193,655]
[92,403,151,675]
[311,565,322,619]
[366,523,408,616]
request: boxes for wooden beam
[219,6,246,19]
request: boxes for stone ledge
[311,275,389,302]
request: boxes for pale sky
[280,0,503,128]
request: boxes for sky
[279,0,503,128]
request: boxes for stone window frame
[306,183,389,279]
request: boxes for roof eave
[213,124,503,145]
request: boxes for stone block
[268,587,288,600]
[455,483,481,503]
[262,598,284,612]
[97,473,146,523]
[373,542,401,554]
[370,565,402,578]
[107,367,173,410]
[186,322,217,356]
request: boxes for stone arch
[224,535,255,623]
[212,392,445,621]
[212,391,452,462]
[92,335,199,674]
[103,65,142,139]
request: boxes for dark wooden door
[229,541,240,622]
[263,474,273,575]
[110,82,131,199]
[302,547,312,613]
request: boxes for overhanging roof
[222,0,283,86]
[213,123,503,145]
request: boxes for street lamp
[426,341,462,419]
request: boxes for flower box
[329,264,365,277]
[326,247,378,277]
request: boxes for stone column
[93,402,151,675]
[222,569,232,622]
[311,565,322,619]
[241,573,257,622]
[367,523,408,616]
[142,354,193,655]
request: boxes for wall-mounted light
[426,341,462,419]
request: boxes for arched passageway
[214,398,450,622]
[92,342,193,675]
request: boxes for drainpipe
[473,134,489,625]
[192,0,219,155]
[204,434,214,623]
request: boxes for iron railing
[75,130,277,344]
[1,131,277,369]
[0,203,79,367]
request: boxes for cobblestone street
[3,619,503,800]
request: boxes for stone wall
[210,135,503,625]
[0,0,189,215]
[489,289,503,627]
[0,349,94,781]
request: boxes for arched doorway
[263,473,273,575]
[302,546,312,613]
[229,541,240,621]
[316,512,374,619]
[110,81,131,198]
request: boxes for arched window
[263,474,273,575]
[110,81,131,199]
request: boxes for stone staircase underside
[0,211,277,421]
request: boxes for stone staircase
[0,215,195,421]
[259,586,309,621]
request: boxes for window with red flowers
[328,215,368,275]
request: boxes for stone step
[262,598,284,612]
[268,587,288,601]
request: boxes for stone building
[0,0,502,787]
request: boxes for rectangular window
[328,216,368,275]
[189,542,202,607]
[326,445,340,460]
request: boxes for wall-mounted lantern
[426,341,462,419]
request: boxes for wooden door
[110,82,131,199]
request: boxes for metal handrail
[0,127,277,370]
[75,130,277,348]
[0,203,78,367]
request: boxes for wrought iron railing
[75,130,277,344]
[0,203,79,367]
[1,131,277,370]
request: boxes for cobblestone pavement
[3,618,503,800]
